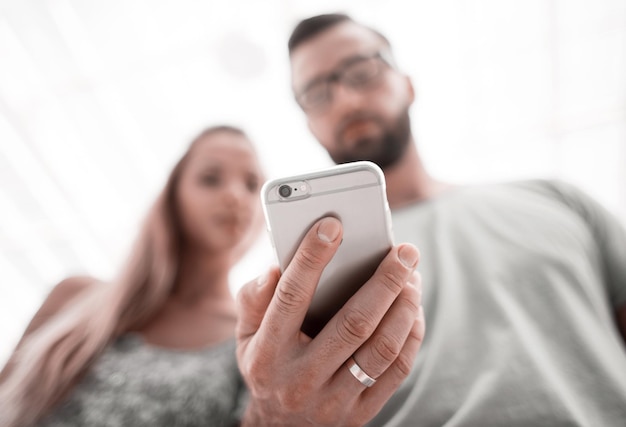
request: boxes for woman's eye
[201,175,220,186]
[247,178,259,192]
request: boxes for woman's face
[176,131,264,254]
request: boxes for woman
[0,125,265,427]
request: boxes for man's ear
[306,117,314,135]
[405,75,416,105]
[306,116,320,142]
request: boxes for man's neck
[384,140,448,209]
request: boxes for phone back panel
[262,162,393,337]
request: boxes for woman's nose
[222,182,248,206]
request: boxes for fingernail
[318,217,341,242]
[256,272,268,287]
[407,271,420,288]
[398,245,419,268]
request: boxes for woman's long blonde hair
[0,125,251,427]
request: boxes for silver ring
[347,356,377,387]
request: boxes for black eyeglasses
[295,51,393,113]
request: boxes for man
[237,13,626,426]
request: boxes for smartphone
[261,161,394,337]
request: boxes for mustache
[336,111,381,137]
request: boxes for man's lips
[340,119,377,144]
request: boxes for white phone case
[261,161,394,337]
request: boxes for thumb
[235,266,280,341]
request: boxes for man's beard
[330,108,411,170]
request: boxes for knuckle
[241,357,271,392]
[372,334,402,365]
[311,393,336,421]
[294,246,327,270]
[236,279,270,323]
[276,374,315,413]
[399,286,421,314]
[379,269,406,295]
[393,351,416,378]
[236,282,254,308]
[276,387,304,412]
[389,322,424,380]
[274,279,309,316]
[337,309,375,345]
[411,318,426,346]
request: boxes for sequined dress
[38,335,247,427]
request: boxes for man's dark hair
[288,13,391,55]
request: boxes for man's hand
[236,217,424,426]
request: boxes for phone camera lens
[278,184,292,198]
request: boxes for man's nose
[329,81,365,112]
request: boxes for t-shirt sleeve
[542,179,626,308]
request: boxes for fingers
[235,267,281,341]
[359,306,425,409]
[314,243,419,371]
[262,217,344,342]
[315,302,425,427]
[235,267,282,389]
[353,271,422,379]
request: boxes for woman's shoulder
[23,276,99,338]
[46,276,97,304]
[0,276,100,381]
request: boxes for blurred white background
[1,0,625,365]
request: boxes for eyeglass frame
[294,50,396,113]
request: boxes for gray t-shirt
[369,180,626,426]
[38,335,247,427]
